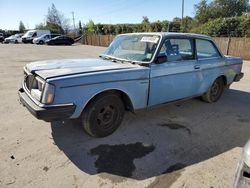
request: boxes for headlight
[41,83,55,104]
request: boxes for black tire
[39,40,44,45]
[202,77,224,103]
[15,40,18,44]
[82,93,125,137]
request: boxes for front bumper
[4,39,16,43]
[22,38,33,43]
[18,87,76,122]
[234,161,250,188]
[234,140,250,188]
[33,39,38,44]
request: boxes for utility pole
[167,21,170,32]
[72,11,76,36]
[181,0,184,28]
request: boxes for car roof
[118,32,212,40]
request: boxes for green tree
[194,0,214,24]
[95,23,104,34]
[168,17,181,32]
[211,0,249,17]
[194,0,250,24]
[115,24,122,34]
[78,21,83,35]
[151,21,163,32]
[240,13,250,36]
[142,16,152,32]
[181,16,194,32]
[161,20,169,32]
[191,17,245,37]
[35,21,63,34]
[46,4,70,33]
[19,21,25,33]
[86,20,95,34]
[19,21,26,33]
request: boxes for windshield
[24,31,35,37]
[103,34,160,63]
[39,34,49,39]
[14,34,21,38]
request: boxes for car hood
[26,59,143,79]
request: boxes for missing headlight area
[29,77,45,101]
[32,76,45,92]
[243,171,250,178]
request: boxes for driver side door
[148,37,202,106]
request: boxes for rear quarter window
[196,39,221,59]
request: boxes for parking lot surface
[0,44,250,188]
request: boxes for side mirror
[155,55,167,64]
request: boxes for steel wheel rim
[96,105,118,129]
[210,81,221,100]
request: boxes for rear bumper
[18,87,76,122]
[234,73,244,82]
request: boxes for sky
[0,0,201,30]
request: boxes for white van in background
[22,30,50,43]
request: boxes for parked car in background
[4,34,23,44]
[33,34,61,45]
[0,33,4,43]
[19,33,244,137]
[234,139,250,188]
[45,36,74,45]
[22,30,50,43]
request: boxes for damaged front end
[234,139,250,188]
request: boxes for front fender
[57,80,149,118]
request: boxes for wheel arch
[82,89,135,114]
[218,75,227,85]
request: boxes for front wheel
[202,77,224,103]
[82,93,125,137]
[39,40,44,45]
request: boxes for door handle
[194,65,200,69]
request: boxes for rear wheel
[39,40,44,45]
[82,93,125,137]
[202,77,224,103]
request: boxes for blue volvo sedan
[19,33,244,137]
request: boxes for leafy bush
[191,15,250,37]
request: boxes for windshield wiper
[99,55,125,63]
[99,54,139,65]
[99,55,112,60]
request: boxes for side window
[32,32,37,37]
[158,38,194,62]
[196,39,221,59]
